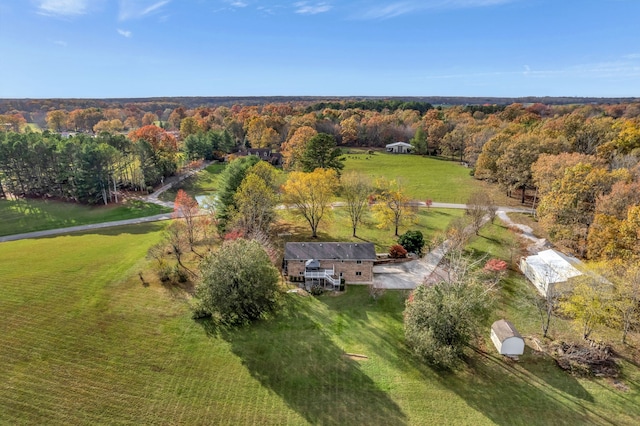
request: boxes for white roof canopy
[524,249,582,283]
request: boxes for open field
[342,152,480,203]
[162,153,484,205]
[1,220,639,424]
[0,198,171,237]
[277,207,463,252]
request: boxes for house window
[356,260,362,264]
[355,272,362,276]
[299,271,304,275]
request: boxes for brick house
[283,242,376,289]
[235,148,283,166]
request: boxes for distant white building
[385,142,413,154]
[519,249,583,296]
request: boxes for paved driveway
[373,242,450,290]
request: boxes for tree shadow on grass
[426,348,615,426]
[198,296,407,426]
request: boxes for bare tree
[466,190,498,235]
[341,171,372,237]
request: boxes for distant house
[283,242,376,290]
[490,319,525,356]
[385,142,413,154]
[519,249,583,296]
[235,148,282,166]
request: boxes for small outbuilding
[490,319,525,356]
[385,142,413,154]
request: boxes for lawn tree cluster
[194,238,280,324]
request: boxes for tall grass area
[342,152,479,202]
[0,198,170,236]
[277,207,463,252]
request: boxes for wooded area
[1,98,639,265]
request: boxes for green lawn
[342,152,480,202]
[1,223,638,424]
[0,198,170,236]
[159,163,226,202]
[278,207,464,252]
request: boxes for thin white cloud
[119,0,171,21]
[229,1,248,7]
[357,0,515,20]
[294,1,332,15]
[117,28,132,38]
[53,40,68,47]
[36,0,88,16]
[623,53,640,60]
[423,60,640,81]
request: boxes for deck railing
[305,268,340,287]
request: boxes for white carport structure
[385,142,413,153]
[519,249,583,296]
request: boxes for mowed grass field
[342,152,479,202]
[278,207,464,252]
[0,198,170,236]
[1,221,639,424]
[165,152,481,204]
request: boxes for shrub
[389,244,408,258]
[398,230,425,255]
[310,285,325,296]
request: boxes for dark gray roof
[284,242,376,261]
[491,319,522,342]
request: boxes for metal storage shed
[490,319,525,356]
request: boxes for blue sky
[1,0,639,98]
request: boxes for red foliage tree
[389,244,408,259]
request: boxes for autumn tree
[372,179,417,237]
[141,112,159,126]
[300,133,344,173]
[282,168,338,238]
[281,126,317,171]
[340,171,372,237]
[537,163,628,255]
[180,116,202,139]
[233,171,278,235]
[128,125,179,186]
[245,116,279,148]
[46,110,68,132]
[93,119,124,134]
